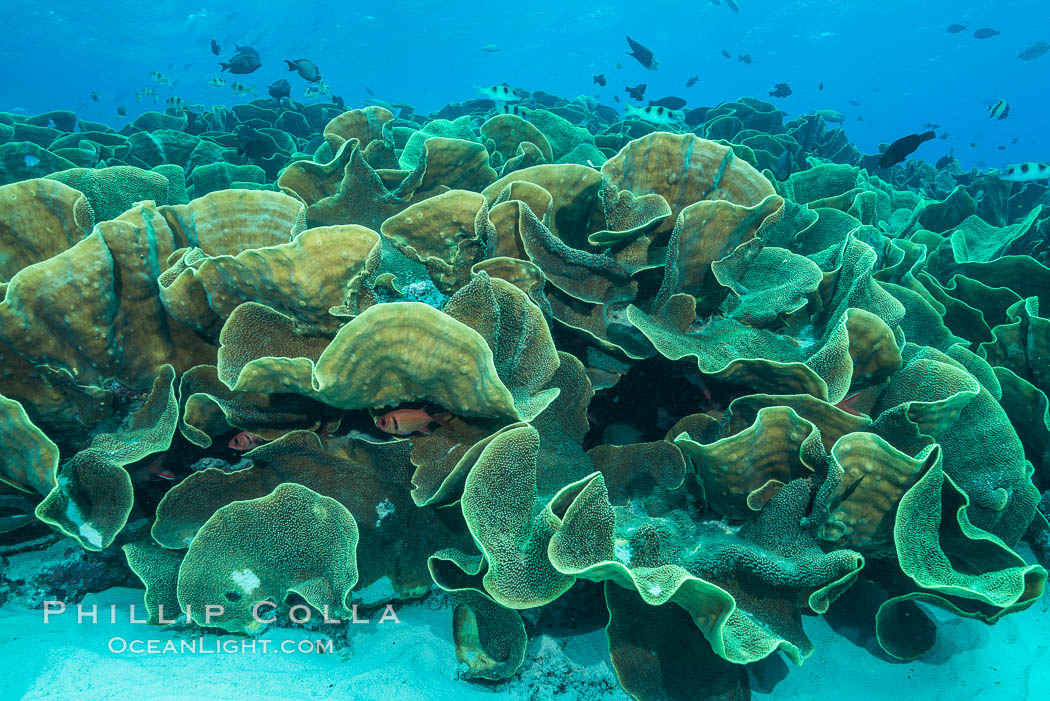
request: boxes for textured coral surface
[1,91,1048,701]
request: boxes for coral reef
[1,90,1048,701]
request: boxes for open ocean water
[0,1,1048,700]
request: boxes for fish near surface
[878,130,936,168]
[374,409,453,435]
[626,36,658,69]
[1018,41,1050,61]
[987,98,1010,120]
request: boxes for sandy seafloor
[1,561,1046,700]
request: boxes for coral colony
[1,89,1048,700]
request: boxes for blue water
[2,0,1047,171]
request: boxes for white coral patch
[79,523,103,548]
[375,499,394,528]
[231,568,261,594]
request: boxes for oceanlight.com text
[107,637,335,655]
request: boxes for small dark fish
[878,131,936,168]
[267,79,291,99]
[768,82,792,98]
[210,38,221,55]
[594,74,607,87]
[970,142,978,148]
[997,145,1007,150]
[117,105,127,116]
[726,0,739,11]
[1012,137,1018,144]
[923,123,940,129]
[1018,41,1050,61]
[285,58,321,82]
[946,24,967,34]
[91,91,99,102]
[650,96,686,109]
[365,86,374,96]
[848,100,861,106]
[858,115,864,121]
[221,52,261,74]
[625,83,646,100]
[819,81,824,90]
[738,54,752,65]
[626,36,658,70]
[973,28,1000,39]
[333,95,345,108]
[872,86,881,92]
[615,61,623,69]
[721,49,731,59]
[686,75,698,87]
[482,44,500,53]
[987,98,1010,120]
[613,95,620,103]
[935,150,954,168]
[234,44,259,57]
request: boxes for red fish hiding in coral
[374,409,452,435]
[834,391,867,416]
[228,431,265,451]
[130,455,175,484]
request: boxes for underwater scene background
[0,0,1049,700]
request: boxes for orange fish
[374,409,452,435]
[228,431,265,451]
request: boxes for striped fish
[987,98,1010,120]
[999,162,1050,182]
